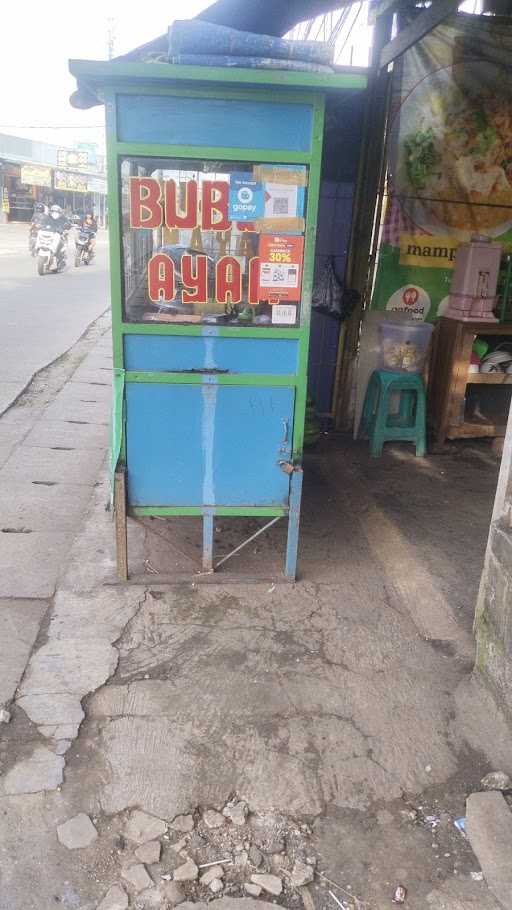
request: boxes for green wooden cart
[69,58,366,581]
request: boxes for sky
[4,0,481,156]
[0,0,211,151]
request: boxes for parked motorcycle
[35,228,68,275]
[74,227,95,267]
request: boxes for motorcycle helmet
[34,202,45,214]
[50,204,62,220]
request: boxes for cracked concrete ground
[0,314,112,743]
[2,436,512,909]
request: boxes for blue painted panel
[126,383,294,507]
[126,384,203,507]
[124,334,299,374]
[117,94,313,152]
[210,386,294,505]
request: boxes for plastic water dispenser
[446,235,501,322]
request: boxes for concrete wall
[475,403,512,711]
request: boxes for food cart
[69,57,366,580]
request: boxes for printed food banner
[372,13,512,321]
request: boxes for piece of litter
[198,858,232,869]
[161,875,172,881]
[316,871,364,907]
[425,765,432,773]
[392,884,407,904]
[425,815,440,828]
[328,889,350,910]
[267,584,276,594]
[454,817,466,834]
[470,871,484,882]
[0,708,11,723]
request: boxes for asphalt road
[0,222,110,414]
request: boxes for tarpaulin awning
[70,0,353,109]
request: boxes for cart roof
[69,58,367,110]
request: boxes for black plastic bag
[312,257,359,321]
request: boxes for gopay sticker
[229,173,264,221]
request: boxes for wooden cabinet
[429,317,512,444]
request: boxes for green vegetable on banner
[372,14,512,322]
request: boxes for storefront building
[0,132,107,224]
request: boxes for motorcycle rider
[32,202,47,225]
[29,203,47,254]
[37,204,71,269]
[43,204,71,235]
[78,211,97,259]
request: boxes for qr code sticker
[272,197,289,215]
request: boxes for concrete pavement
[0,224,112,729]
[2,426,512,908]
[0,219,511,908]
[0,222,109,414]
[0,323,111,750]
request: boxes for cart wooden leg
[285,468,303,580]
[114,468,128,582]
[202,509,214,572]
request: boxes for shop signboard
[54,170,89,193]
[57,148,89,168]
[20,164,52,188]
[2,188,9,213]
[371,15,512,321]
[77,142,98,166]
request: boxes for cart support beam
[202,510,215,572]
[285,468,303,580]
[114,467,128,582]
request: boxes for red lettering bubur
[201,181,230,231]
[129,177,163,228]
[165,179,198,229]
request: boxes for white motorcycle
[35,229,68,275]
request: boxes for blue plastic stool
[359,369,427,457]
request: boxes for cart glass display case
[120,156,308,328]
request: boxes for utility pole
[107,17,116,60]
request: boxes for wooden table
[429,317,512,444]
